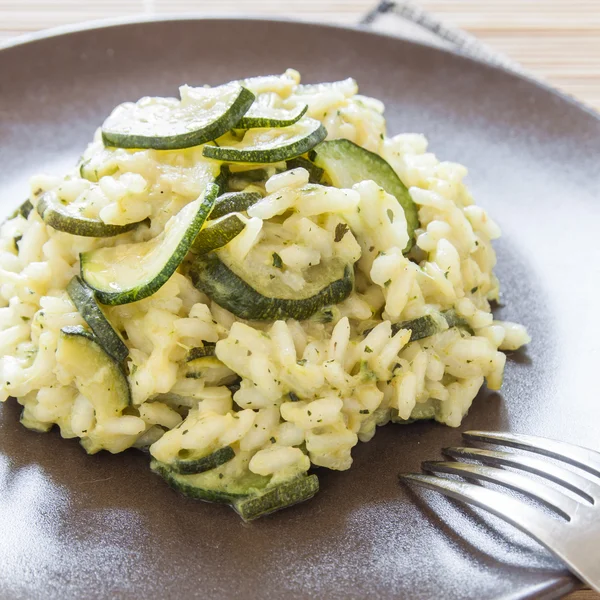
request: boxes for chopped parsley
[272,252,283,269]
[334,222,349,242]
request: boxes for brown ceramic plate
[0,17,599,600]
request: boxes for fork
[400,431,600,592]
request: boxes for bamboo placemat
[0,1,599,598]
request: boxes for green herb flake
[272,252,283,269]
[359,409,370,414]
[270,437,276,444]
[365,346,373,353]
[289,391,300,402]
[471,286,479,294]
[334,222,349,242]
[384,279,392,287]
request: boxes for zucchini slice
[387,309,474,341]
[189,252,354,321]
[233,474,319,521]
[81,183,219,305]
[56,325,130,422]
[66,276,128,363]
[311,139,419,251]
[102,84,255,150]
[37,190,143,237]
[186,343,216,359]
[286,156,324,184]
[189,214,246,256]
[151,456,270,504]
[210,191,262,220]
[171,445,236,475]
[203,118,327,164]
[237,102,308,129]
[7,199,33,221]
[391,399,438,424]
[219,167,270,193]
[184,349,236,385]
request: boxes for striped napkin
[361,1,525,75]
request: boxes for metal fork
[400,431,600,592]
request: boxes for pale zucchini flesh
[56,325,130,423]
[102,84,255,150]
[81,183,219,305]
[151,454,270,504]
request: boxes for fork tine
[464,431,600,478]
[444,446,600,504]
[401,473,563,546]
[423,461,578,520]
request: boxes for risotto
[0,69,529,520]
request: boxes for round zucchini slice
[37,190,144,237]
[189,252,354,321]
[81,183,219,305]
[311,139,419,252]
[237,102,308,129]
[210,191,262,220]
[66,275,128,363]
[202,118,327,164]
[102,83,255,150]
[56,325,130,423]
[189,214,246,256]
[151,455,270,504]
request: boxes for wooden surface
[0,1,598,599]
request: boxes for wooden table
[0,2,598,598]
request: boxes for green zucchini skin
[233,474,319,521]
[311,139,419,252]
[7,199,34,221]
[150,459,270,504]
[186,344,216,360]
[171,446,236,475]
[389,309,474,340]
[66,276,129,363]
[37,191,143,238]
[57,325,131,424]
[189,214,246,256]
[189,252,354,321]
[442,308,474,334]
[210,191,262,220]
[102,87,255,150]
[81,183,219,305]
[286,156,324,183]
[202,121,327,164]
[236,104,308,129]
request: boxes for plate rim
[0,15,589,600]
[1,13,598,125]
